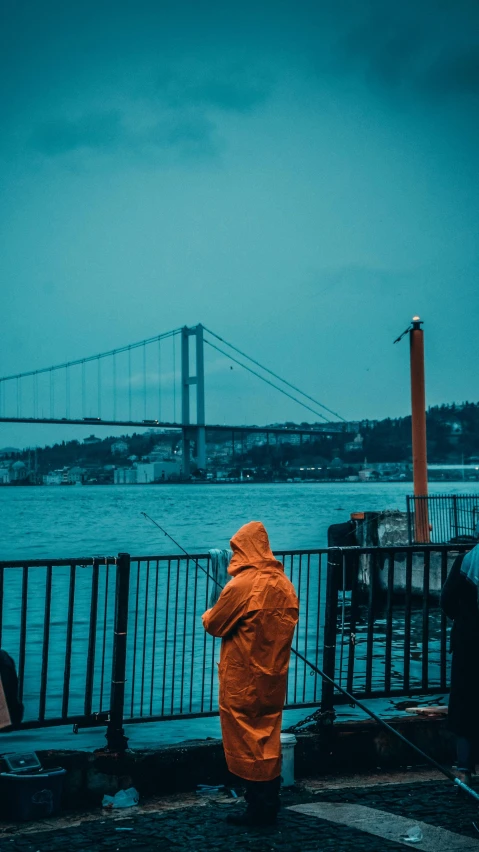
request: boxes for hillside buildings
[0,460,29,484]
[114,458,182,484]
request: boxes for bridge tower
[181,324,206,476]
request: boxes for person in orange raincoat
[202,521,299,826]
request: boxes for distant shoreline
[1,478,477,488]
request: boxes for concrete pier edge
[1,715,454,809]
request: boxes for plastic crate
[0,767,66,821]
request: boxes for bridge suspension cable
[0,328,182,382]
[204,327,346,423]
[204,339,331,423]
[0,323,346,429]
[0,327,182,426]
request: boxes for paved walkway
[0,774,478,852]
[292,803,479,851]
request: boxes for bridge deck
[0,417,350,435]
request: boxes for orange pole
[409,317,429,542]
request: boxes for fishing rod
[141,512,225,592]
[141,511,479,804]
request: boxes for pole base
[105,726,129,753]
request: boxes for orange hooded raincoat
[202,522,299,782]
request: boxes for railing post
[346,551,360,694]
[406,495,413,544]
[453,495,459,540]
[84,558,100,719]
[321,551,339,713]
[106,553,130,752]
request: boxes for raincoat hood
[228,521,283,577]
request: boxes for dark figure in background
[441,543,479,786]
[0,650,24,730]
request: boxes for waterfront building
[136,459,182,483]
[114,468,138,485]
[44,470,64,485]
[9,461,28,482]
[428,463,479,481]
[67,467,86,484]
[358,467,379,481]
[0,461,29,483]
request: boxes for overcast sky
[1,0,478,448]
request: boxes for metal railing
[407,494,479,543]
[0,543,471,744]
[321,544,470,711]
[0,556,118,732]
[123,550,326,724]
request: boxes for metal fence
[0,556,117,732]
[322,544,470,710]
[407,494,479,543]
[123,550,325,726]
[0,543,471,744]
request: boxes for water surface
[1,480,476,560]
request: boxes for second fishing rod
[141,511,479,805]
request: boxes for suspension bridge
[0,325,352,474]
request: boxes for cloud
[311,0,479,99]
[340,16,426,89]
[30,111,123,156]
[157,62,272,112]
[163,76,270,113]
[425,47,479,96]
[27,61,269,164]
[29,109,219,163]
[145,115,219,160]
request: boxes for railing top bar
[344,543,472,552]
[0,542,472,569]
[0,556,117,569]
[130,544,471,561]
[410,494,479,499]
[129,553,212,562]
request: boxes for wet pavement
[1,771,478,851]
[1,695,448,755]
